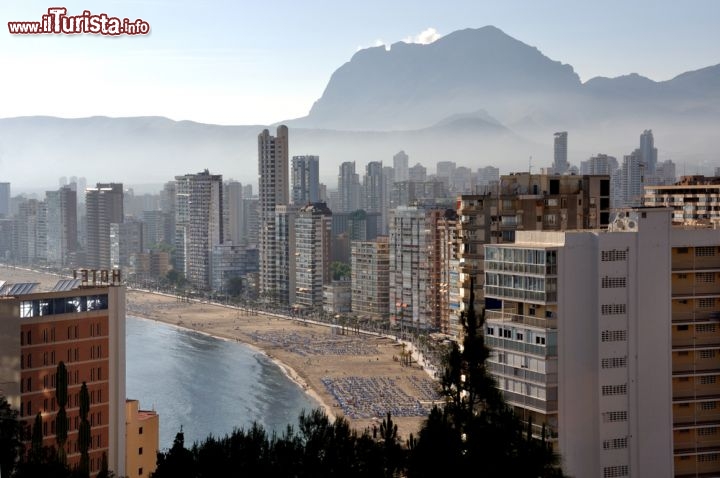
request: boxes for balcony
[485,309,557,330]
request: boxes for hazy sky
[1,0,718,125]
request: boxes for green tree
[225,276,244,297]
[30,412,43,463]
[154,429,195,478]
[408,277,563,477]
[55,361,68,465]
[330,262,351,281]
[78,382,91,477]
[0,394,22,476]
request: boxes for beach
[1,266,441,440]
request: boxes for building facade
[0,271,126,476]
[294,203,332,311]
[351,237,390,322]
[86,184,124,270]
[258,126,289,297]
[174,171,224,290]
[484,208,674,478]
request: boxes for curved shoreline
[128,313,336,422]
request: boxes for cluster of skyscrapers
[1,124,719,477]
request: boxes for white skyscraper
[174,170,224,289]
[258,126,289,296]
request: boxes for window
[602,357,628,369]
[701,402,718,410]
[139,468,143,476]
[602,277,627,288]
[698,453,719,463]
[677,247,689,254]
[697,324,717,333]
[696,247,716,257]
[602,411,628,423]
[139,426,143,435]
[698,427,718,436]
[516,332,524,341]
[600,304,626,315]
[698,298,716,309]
[696,272,716,283]
[602,384,627,396]
[536,336,546,345]
[677,273,687,279]
[139,447,143,455]
[700,376,717,385]
[601,330,627,342]
[601,250,628,262]
[486,327,494,336]
[603,437,628,450]
[699,350,716,359]
[676,325,689,331]
[603,465,629,477]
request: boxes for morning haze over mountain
[3,26,718,191]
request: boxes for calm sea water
[126,316,321,450]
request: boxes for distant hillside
[1,26,718,192]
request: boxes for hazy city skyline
[1,0,719,125]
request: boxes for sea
[126,316,321,450]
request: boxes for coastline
[0,266,433,439]
[128,312,336,421]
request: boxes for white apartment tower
[553,132,569,174]
[174,170,224,289]
[484,208,673,478]
[294,203,332,311]
[258,126,289,297]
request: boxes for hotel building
[0,270,126,476]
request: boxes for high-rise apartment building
[294,203,332,311]
[580,154,618,176]
[174,170,224,290]
[668,228,720,476]
[0,182,10,218]
[477,166,500,188]
[644,175,720,224]
[15,199,47,265]
[454,174,610,338]
[224,180,244,245]
[0,271,127,476]
[258,126,289,297]
[110,220,144,270]
[351,237,390,321]
[86,184,124,270]
[275,204,298,306]
[389,207,452,331]
[640,129,658,175]
[362,161,386,233]
[408,163,427,182]
[338,162,361,213]
[46,186,78,267]
[484,209,674,478]
[393,151,409,183]
[291,155,320,205]
[620,150,645,207]
[552,132,569,175]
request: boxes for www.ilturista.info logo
[8,7,150,35]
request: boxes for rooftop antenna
[529,156,533,174]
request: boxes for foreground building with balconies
[484,208,673,478]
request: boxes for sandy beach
[1,266,441,440]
